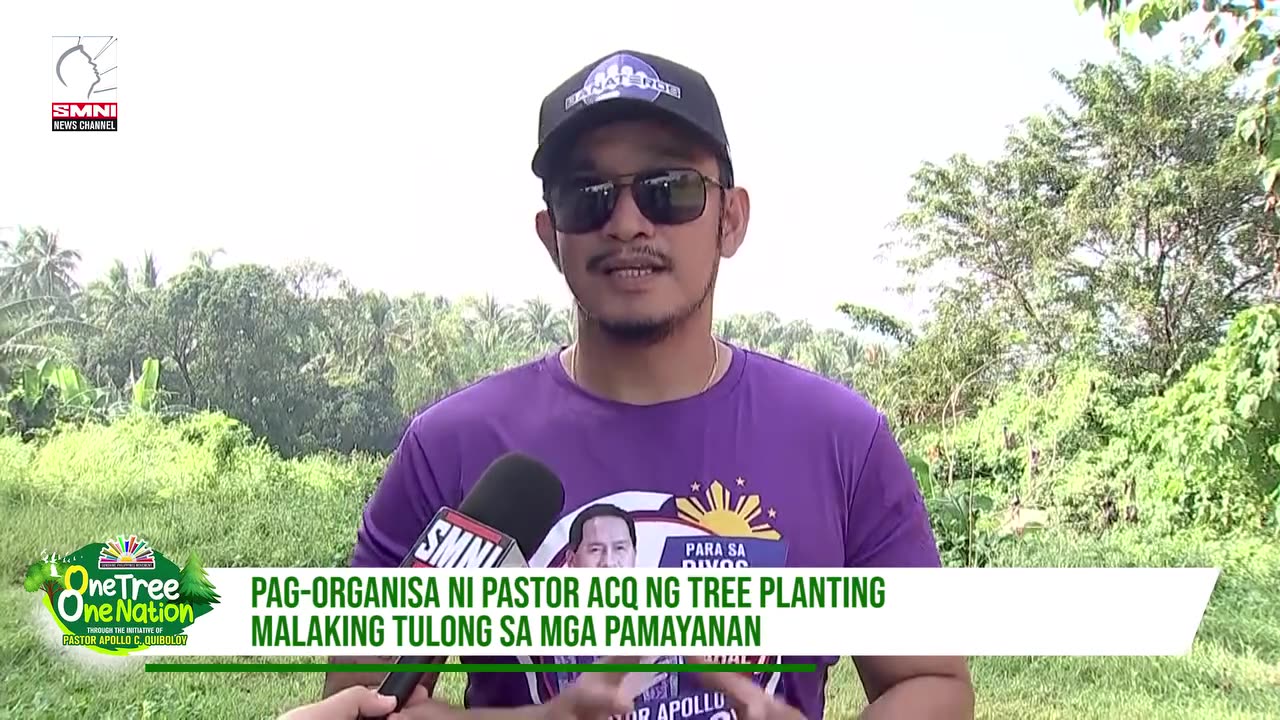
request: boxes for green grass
[1,422,1278,718]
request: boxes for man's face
[536,119,749,343]
[569,516,636,568]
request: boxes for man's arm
[844,414,974,719]
[853,656,974,720]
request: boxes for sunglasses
[545,168,723,234]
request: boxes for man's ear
[718,187,750,259]
[535,209,562,272]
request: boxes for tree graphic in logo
[23,553,65,601]
[177,552,221,607]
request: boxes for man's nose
[601,185,654,243]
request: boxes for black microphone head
[458,452,565,559]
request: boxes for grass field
[2,431,1278,719]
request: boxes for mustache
[586,246,672,272]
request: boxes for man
[565,503,636,568]
[325,49,974,719]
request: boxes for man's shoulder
[404,353,558,439]
[739,347,885,429]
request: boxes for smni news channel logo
[52,35,117,132]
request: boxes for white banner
[63,567,1215,657]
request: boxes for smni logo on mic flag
[23,535,218,656]
[412,509,517,569]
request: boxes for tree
[137,252,160,290]
[1,296,100,390]
[892,54,1274,382]
[849,291,1011,428]
[177,552,221,606]
[188,248,225,273]
[16,240,883,455]
[518,297,573,348]
[83,260,138,329]
[1076,0,1280,295]
[23,561,63,601]
[836,303,916,344]
[0,226,82,301]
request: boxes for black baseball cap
[531,49,733,186]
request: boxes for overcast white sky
[1,1,1191,330]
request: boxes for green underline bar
[144,662,817,673]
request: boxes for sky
[0,1,1194,330]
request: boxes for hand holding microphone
[363,452,567,719]
[280,685,429,720]
[687,656,806,720]
[350,454,744,720]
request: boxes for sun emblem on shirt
[677,478,780,539]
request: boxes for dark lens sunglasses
[545,168,723,234]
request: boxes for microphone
[365,452,566,716]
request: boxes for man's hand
[279,685,430,720]
[688,657,806,720]
[539,658,636,720]
[363,657,638,720]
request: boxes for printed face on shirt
[568,515,636,568]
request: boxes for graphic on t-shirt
[564,503,639,569]
[520,478,788,720]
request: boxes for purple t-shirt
[352,344,940,720]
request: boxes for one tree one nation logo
[24,535,220,655]
[52,35,117,131]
